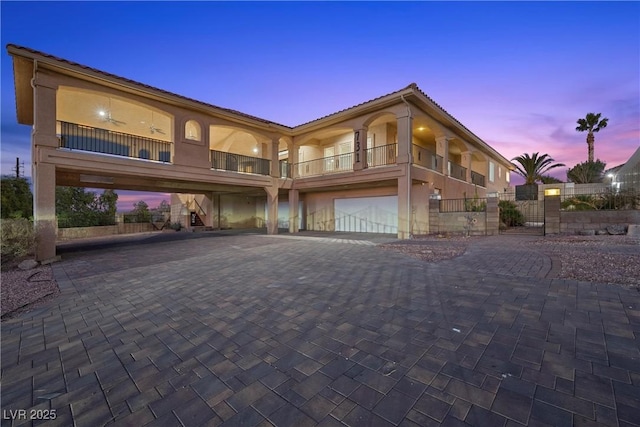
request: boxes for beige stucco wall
[57,223,155,240]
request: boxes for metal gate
[499,197,545,235]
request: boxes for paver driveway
[2,232,639,426]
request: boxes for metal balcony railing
[58,121,172,162]
[210,150,271,175]
[448,161,467,181]
[296,153,353,177]
[366,144,397,167]
[471,171,486,187]
[412,144,443,172]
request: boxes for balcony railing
[366,144,397,167]
[280,160,292,178]
[412,144,443,173]
[471,171,486,187]
[58,121,172,163]
[211,150,270,175]
[296,153,353,177]
[448,161,467,181]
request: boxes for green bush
[499,200,525,227]
[1,218,36,262]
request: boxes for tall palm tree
[576,113,608,162]
[512,152,565,185]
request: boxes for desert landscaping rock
[607,224,626,235]
[17,259,38,270]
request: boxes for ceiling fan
[99,111,126,126]
[141,111,165,135]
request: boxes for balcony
[448,161,467,181]
[366,143,397,167]
[211,150,271,175]
[58,121,172,162]
[471,171,486,187]
[296,152,353,177]
[412,144,443,173]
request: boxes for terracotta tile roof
[410,83,488,146]
[294,83,417,127]
[7,44,291,129]
[7,44,494,155]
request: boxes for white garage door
[334,196,398,234]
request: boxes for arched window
[185,120,201,141]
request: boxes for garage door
[334,196,398,233]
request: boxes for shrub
[499,200,525,227]
[1,218,36,262]
[561,195,598,211]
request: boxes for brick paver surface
[2,232,639,426]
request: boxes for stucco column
[353,127,368,171]
[288,140,298,178]
[462,151,473,183]
[265,184,279,235]
[32,78,59,261]
[435,136,449,175]
[270,137,280,178]
[397,167,411,240]
[396,114,413,164]
[33,163,57,261]
[288,189,299,233]
[202,193,215,228]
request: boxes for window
[498,166,502,179]
[506,171,510,183]
[185,120,201,141]
[489,161,495,182]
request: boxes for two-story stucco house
[8,45,512,260]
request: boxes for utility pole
[12,157,24,178]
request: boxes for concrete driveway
[1,231,639,426]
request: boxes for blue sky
[2,1,639,210]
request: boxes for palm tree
[512,152,565,185]
[576,113,608,162]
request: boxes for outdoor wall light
[544,188,560,196]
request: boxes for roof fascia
[292,86,416,134]
[409,90,513,168]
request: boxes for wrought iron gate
[499,197,545,235]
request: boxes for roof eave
[7,44,292,134]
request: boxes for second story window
[185,120,201,141]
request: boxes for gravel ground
[1,264,59,319]
[2,234,638,320]
[531,235,640,287]
[382,234,640,287]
